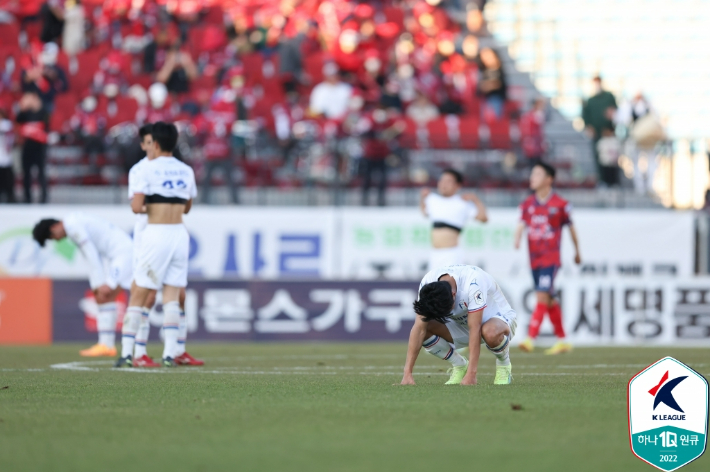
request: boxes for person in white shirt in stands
[308,62,352,120]
[126,124,203,368]
[116,121,197,368]
[420,169,488,270]
[32,213,133,357]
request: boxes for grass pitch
[1,344,708,472]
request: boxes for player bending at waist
[401,264,517,386]
[420,169,487,270]
[116,121,197,368]
[33,213,133,357]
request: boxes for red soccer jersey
[519,193,572,268]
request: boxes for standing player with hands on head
[116,122,197,368]
[420,169,488,270]
[400,264,517,386]
[515,163,581,355]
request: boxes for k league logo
[628,357,709,471]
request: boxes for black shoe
[115,355,133,368]
[162,357,176,367]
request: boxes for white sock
[134,307,151,358]
[162,301,180,359]
[175,309,186,357]
[121,306,142,358]
[486,335,511,366]
[96,302,117,348]
[423,335,467,367]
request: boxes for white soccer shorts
[133,224,189,290]
[444,308,518,349]
[96,254,133,291]
[428,246,464,271]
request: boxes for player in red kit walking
[514,163,581,355]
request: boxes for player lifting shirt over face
[400,264,517,386]
[116,122,197,368]
[420,169,488,270]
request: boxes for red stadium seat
[486,119,512,150]
[459,116,480,149]
[426,118,451,149]
[0,23,20,48]
[69,51,102,93]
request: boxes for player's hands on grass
[461,372,477,386]
[399,373,416,385]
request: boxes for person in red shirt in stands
[514,162,581,355]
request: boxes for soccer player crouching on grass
[514,162,581,355]
[400,264,517,386]
[116,121,197,368]
[126,124,203,368]
[33,213,133,357]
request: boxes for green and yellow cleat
[494,363,513,385]
[445,363,468,385]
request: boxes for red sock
[528,303,547,339]
[548,303,566,338]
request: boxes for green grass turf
[0,344,708,472]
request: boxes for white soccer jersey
[130,155,197,202]
[128,157,149,236]
[63,212,133,289]
[424,193,477,230]
[418,265,516,341]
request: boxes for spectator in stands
[477,47,507,119]
[520,98,547,166]
[619,93,664,195]
[582,75,618,186]
[21,42,68,111]
[200,91,239,204]
[69,95,106,164]
[308,63,352,120]
[16,92,49,203]
[40,0,64,44]
[156,45,198,94]
[380,78,404,112]
[406,90,440,126]
[360,104,404,207]
[0,109,15,203]
[62,0,85,56]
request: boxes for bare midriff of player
[420,169,488,269]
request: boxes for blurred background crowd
[0,0,702,208]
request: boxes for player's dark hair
[535,162,556,179]
[442,168,463,184]
[138,123,153,139]
[413,282,454,322]
[151,121,178,153]
[32,218,60,247]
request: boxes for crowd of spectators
[0,0,530,205]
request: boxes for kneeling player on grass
[126,124,203,368]
[400,265,517,386]
[116,121,197,368]
[33,213,133,357]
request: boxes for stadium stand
[0,0,601,199]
